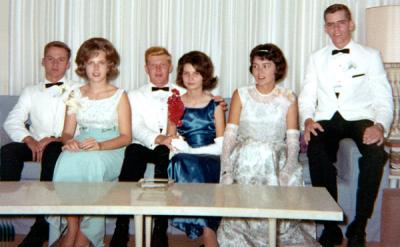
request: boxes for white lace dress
[48,88,125,247]
[217,85,319,247]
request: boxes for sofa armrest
[0,127,12,148]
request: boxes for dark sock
[353,216,367,232]
[116,216,130,227]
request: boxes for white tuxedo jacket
[3,78,81,142]
[128,83,185,149]
[299,41,393,135]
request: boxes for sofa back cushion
[0,95,19,147]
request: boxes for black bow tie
[45,82,63,88]
[151,87,169,92]
[332,48,350,55]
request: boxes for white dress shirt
[128,82,185,149]
[3,78,81,142]
[299,40,393,135]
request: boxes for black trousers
[307,112,387,219]
[119,143,170,182]
[0,141,63,181]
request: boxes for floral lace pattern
[217,85,318,246]
[75,88,124,129]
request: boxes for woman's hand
[62,139,81,152]
[171,137,190,152]
[79,138,101,151]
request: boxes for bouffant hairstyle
[249,43,287,82]
[44,41,71,60]
[145,46,172,64]
[75,37,120,81]
[324,4,352,22]
[176,51,217,91]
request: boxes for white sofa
[0,95,389,241]
[0,95,155,235]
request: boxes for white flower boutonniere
[65,90,82,115]
[347,61,357,71]
[59,84,72,100]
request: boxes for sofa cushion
[0,95,19,147]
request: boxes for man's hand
[155,134,174,149]
[304,118,324,144]
[23,136,41,162]
[363,124,384,146]
[35,137,57,161]
[212,95,228,112]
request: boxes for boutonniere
[58,84,72,100]
[64,90,82,115]
[167,89,185,126]
[347,61,357,71]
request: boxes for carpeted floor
[2,235,383,247]
[5,234,203,247]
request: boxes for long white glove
[220,124,239,184]
[171,136,223,155]
[279,129,301,186]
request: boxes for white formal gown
[217,85,319,247]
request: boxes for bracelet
[98,142,102,150]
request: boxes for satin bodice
[177,100,217,148]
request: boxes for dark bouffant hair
[324,4,352,21]
[176,51,217,90]
[75,37,120,81]
[249,43,287,82]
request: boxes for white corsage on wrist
[65,90,81,115]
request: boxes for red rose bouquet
[167,89,185,126]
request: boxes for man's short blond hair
[145,46,172,64]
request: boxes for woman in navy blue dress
[167,51,225,247]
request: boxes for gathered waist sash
[185,134,215,148]
[79,126,118,133]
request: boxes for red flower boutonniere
[167,89,185,126]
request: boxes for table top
[0,182,342,221]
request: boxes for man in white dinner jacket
[110,46,184,247]
[0,41,79,246]
[111,46,225,247]
[298,4,393,247]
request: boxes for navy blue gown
[167,100,221,239]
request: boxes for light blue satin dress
[48,88,125,247]
[167,100,221,239]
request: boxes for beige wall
[0,0,8,95]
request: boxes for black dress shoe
[110,223,130,247]
[345,221,366,247]
[319,225,343,247]
[151,217,168,247]
[18,219,49,247]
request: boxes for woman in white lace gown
[47,38,132,247]
[217,44,319,246]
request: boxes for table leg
[390,177,397,188]
[135,215,143,247]
[145,216,152,247]
[269,218,277,247]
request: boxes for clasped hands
[303,118,384,146]
[24,136,57,162]
[155,134,190,152]
[62,138,101,151]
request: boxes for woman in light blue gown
[47,38,132,247]
[167,51,225,247]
